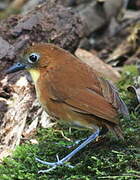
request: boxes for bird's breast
[29,70,100,132]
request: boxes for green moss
[0,66,139,179]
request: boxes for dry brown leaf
[127,86,140,104]
[107,23,140,64]
[125,47,140,65]
[9,0,28,10]
[107,39,132,64]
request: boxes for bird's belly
[41,99,99,131]
[63,112,99,131]
[35,84,99,131]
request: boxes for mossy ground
[0,66,139,180]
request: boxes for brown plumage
[6,43,129,172]
[24,43,128,139]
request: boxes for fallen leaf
[107,39,132,64]
[127,85,140,104]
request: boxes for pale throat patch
[28,69,40,83]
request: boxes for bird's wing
[48,76,128,125]
[47,57,129,124]
[65,87,119,123]
[98,77,129,119]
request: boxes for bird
[6,43,129,173]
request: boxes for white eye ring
[28,53,40,63]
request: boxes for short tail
[106,124,124,140]
[99,78,130,119]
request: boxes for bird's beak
[6,62,26,74]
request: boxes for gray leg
[36,129,100,173]
[66,138,87,148]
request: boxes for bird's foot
[36,154,74,173]
[36,130,100,173]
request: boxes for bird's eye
[28,53,40,63]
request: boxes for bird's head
[6,43,55,74]
[6,43,75,83]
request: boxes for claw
[35,157,57,166]
[36,156,74,173]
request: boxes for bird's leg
[66,127,108,148]
[66,138,87,148]
[36,129,100,173]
